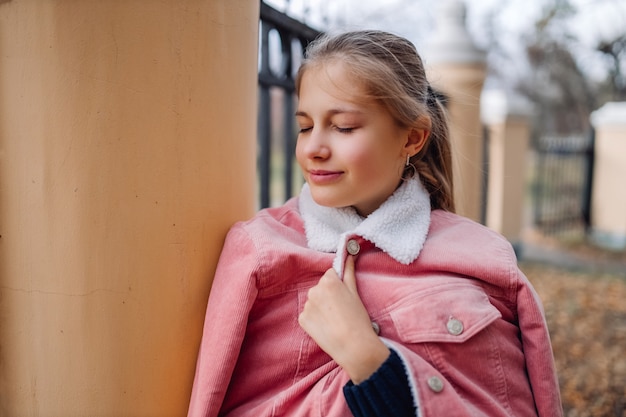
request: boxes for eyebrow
[295,108,365,117]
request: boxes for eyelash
[297,126,356,134]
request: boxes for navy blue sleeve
[343,349,417,417]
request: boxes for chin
[309,191,349,209]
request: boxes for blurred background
[266,0,625,108]
[258,1,626,415]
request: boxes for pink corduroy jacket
[188,179,562,417]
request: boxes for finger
[315,268,338,292]
[322,267,340,281]
[342,255,358,296]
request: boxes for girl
[188,30,562,417]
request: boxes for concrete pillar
[481,90,533,253]
[424,0,487,222]
[590,102,626,251]
[0,1,259,416]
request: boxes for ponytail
[411,88,455,212]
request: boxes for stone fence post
[425,0,487,222]
[481,90,533,254]
[590,102,626,250]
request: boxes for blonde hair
[296,30,455,212]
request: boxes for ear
[403,115,431,157]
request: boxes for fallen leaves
[521,262,626,417]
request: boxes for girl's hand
[298,255,390,383]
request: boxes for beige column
[0,1,259,416]
[481,90,533,252]
[590,102,626,251]
[424,0,487,222]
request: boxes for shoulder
[420,210,521,290]
[428,210,513,256]
[222,197,332,289]
[226,197,306,247]
[225,197,306,253]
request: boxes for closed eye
[299,127,312,134]
[335,126,355,134]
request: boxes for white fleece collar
[299,177,431,275]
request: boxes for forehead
[299,61,370,106]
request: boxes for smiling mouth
[307,170,343,184]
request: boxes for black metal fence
[257,2,320,208]
[532,132,595,236]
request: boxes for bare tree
[477,0,625,137]
[596,34,626,101]
[517,1,597,135]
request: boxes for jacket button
[446,318,464,336]
[427,376,444,393]
[346,239,360,255]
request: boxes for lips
[307,169,344,184]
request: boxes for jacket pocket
[389,282,501,344]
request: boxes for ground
[519,236,626,417]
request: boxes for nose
[299,128,330,160]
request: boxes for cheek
[294,140,306,167]
[348,145,399,178]
[348,149,375,172]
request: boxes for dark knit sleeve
[343,348,417,417]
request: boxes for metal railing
[257,2,320,208]
[532,132,595,236]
